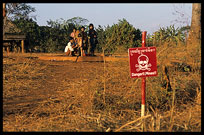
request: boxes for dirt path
[3,54,134,131]
[3,54,104,119]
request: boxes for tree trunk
[187,3,201,46]
[186,3,201,65]
[3,3,6,38]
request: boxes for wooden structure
[3,3,26,53]
[3,20,26,53]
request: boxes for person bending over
[64,37,76,56]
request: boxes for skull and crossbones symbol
[135,54,151,72]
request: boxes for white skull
[135,54,151,71]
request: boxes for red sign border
[128,47,158,78]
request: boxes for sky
[29,3,192,34]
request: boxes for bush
[96,19,142,54]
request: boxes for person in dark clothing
[77,33,83,56]
[88,23,98,56]
[79,26,88,56]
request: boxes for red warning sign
[128,47,158,78]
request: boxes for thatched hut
[3,19,26,53]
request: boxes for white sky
[29,3,192,34]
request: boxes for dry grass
[3,41,201,132]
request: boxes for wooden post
[7,46,10,54]
[21,40,24,53]
[81,47,83,57]
[3,3,6,18]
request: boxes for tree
[172,4,191,27]
[47,17,89,30]
[103,19,141,54]
[187,3,201,46]
[47,18,75,32]
[150,25,187,47]
[5,3,36,21]
[186,3,201,63]
[171,4,192,45]
[67,16,89,29]
[46,17,89,53]
[95,25,106,52]
[3,3,36,39]
[12,18,40,51]
[164,25,185,46]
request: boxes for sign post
[128,31,158,131]
[141,31,147,131]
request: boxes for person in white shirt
[64,37,76,56]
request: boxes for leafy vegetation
[5,3,36,21]
[95,19,142,54]
[12,17,143,53]
[12,16,190,54]
[147,25,190,47]
[7,4,191,54]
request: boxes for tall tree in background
[3,3,36,37]
[171,4,191,45]
[186,3,201,63]
[47,17,89,30]
[187,3,201,46]
[5,3,36,20]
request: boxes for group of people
[64,23,98,56]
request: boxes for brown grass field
[3,44,201,132]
